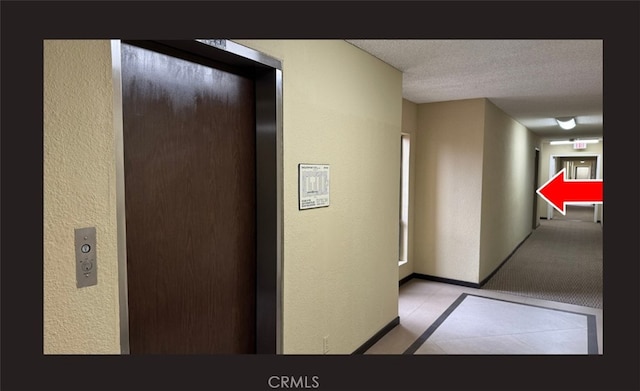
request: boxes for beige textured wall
[44,40,120,354]
[400,99,418,281]
[479,100,540,281]
[236,40,403,354]
[413,99,485,283]
[537,141,603,221]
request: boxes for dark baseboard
[399,274,414,286]
[398,231,534,289]
[411,273,480,288]
[352,316,400,354]
[479,231,532,287]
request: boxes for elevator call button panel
[75,227,97,288]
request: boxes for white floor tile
[364,279,602,355]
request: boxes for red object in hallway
[536,168,603,215]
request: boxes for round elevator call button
[81,244,91,253]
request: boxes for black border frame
[2,1,638,390]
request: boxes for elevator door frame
[111,39,283,354]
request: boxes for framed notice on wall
[299,164,330,210]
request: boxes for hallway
[483,205,602,309]
[366,213,603,355]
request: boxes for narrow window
[399,134,410,265]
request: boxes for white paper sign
[299,164,330,210]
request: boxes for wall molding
[479,231,532,286]
[399,274,415,286]
[352,316,400,354]
[399,231,533,289]
[410,273,480,288]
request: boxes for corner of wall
[478,100,538,282]
[412,99,485,284]
[44,40,121,354]
[239,40,402,354]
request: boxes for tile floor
[364,278,603,355]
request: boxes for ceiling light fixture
[549,139,599,145]
[556,117,577,130]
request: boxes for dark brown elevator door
[121,43,256,354]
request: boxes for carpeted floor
[482,206,603,309]
[552,204,597,222]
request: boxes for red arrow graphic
[536,168,603,215]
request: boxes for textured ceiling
[346,40,603,141]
